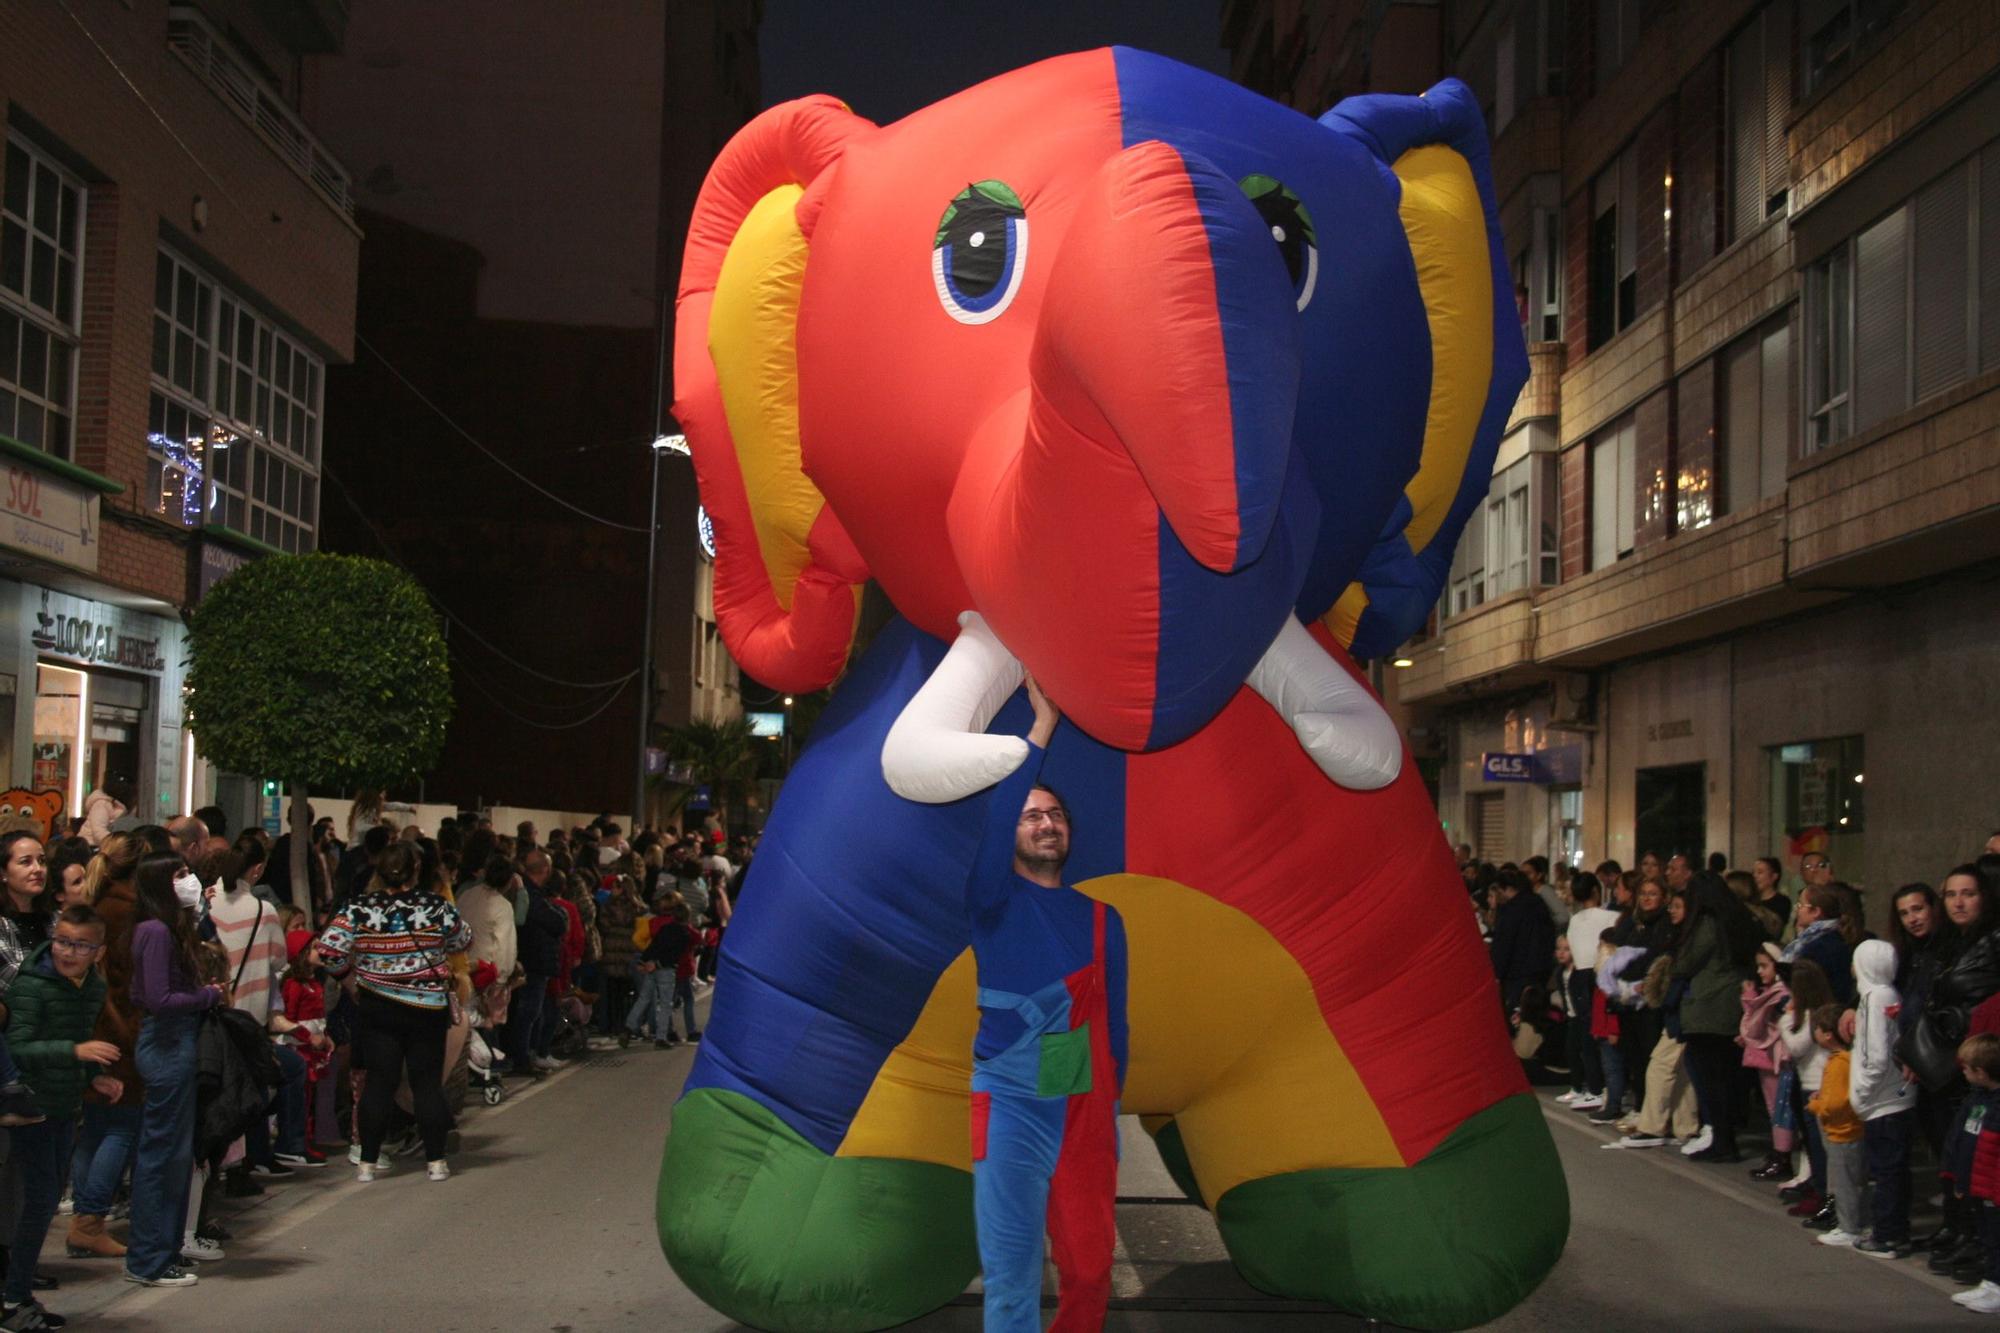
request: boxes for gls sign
[1481,752,1541,783]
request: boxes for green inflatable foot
[1213,1093,1569,1330]
[658,1088,978,1331]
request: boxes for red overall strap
[1092,898,1105,967]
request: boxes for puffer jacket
[195,1006,280,1162]
[85,878,143,1107]
[596,893,642,979]
[1903,927,2000,1090]
[6,945,108,1116]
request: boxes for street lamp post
[636,430,689,831]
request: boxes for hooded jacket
[1737,980,1790,1072]
[7,944,109,1117]
[1850,938,1918,1120]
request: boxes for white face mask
[173,872,204,909]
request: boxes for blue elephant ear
[1315,80,1529,660]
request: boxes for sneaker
[1554,1090,1582,1105]
[1853,1237,1911,1259]
[1678,1126,1714,1156]
[121,1265,198,1287]
[348,1143,364,1165]
[1953,1280,2000,1306]
[425,1160,450,1182]
[356,1162,383,1183]
[248,1160,294,1179]
[1817,1229,1858,1248]
[686,1029,702,1043]
[273,1148,328,1168]
[0,1084,46,1128]
[531,1055,562,1072]
[179,1234,224,1263]
[194,1221,232,1243]
[654,1039,679,1050]
[1964,1285,2000,1315]
[1785,1191,1825,1217]
[0,1301,56,1331]
[54,1194,71,1217]
[1586,1109,1623,1125]
[1604,1134,1669,1149]
[1568,1094,1605,1111]
[221,1171,264,1198]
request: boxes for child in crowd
[6,905,119,1327]
[1738,943,1793,1180]
[281,930,333,1149]
[1944,1033,2000,1314]
[1778,960,1835,1219]
[1807,1002,1866,1248]
[1850,939,1918,1257]
[676,913,710,1043]
[1548,937,1584,1101]
[624,896,689,1048]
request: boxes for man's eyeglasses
[1019,809,1068,827]
[51,938,102,955]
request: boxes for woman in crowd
[47,840,95,910]
[1606,878,1673,1127]
[316,842,470,1183]
[595,872,645,1034]
[1670,872,1761,1162]
[1783,886,1856,1007]
[79,778,133,848]
[124,851,224,1287]
[67,835,145,1261]
[1751,857,1791,939]
[0,830,54,992]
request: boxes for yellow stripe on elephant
[709,183,822,612]
[1321,582,1371,650]
[837,875,1402,1203]
[1390,145,1493,557]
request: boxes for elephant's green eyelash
[934,180,1025,247]
[1239,174,1317,248]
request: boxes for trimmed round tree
[186,553,452,926]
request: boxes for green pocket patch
[1037,1022,1093,1097]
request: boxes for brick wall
[1559,440,1587,580]
[0,0,359,611]
[1563,189,1592,365]
[1633,104,1675,315]
[1676,50,1723,277]
[1561,304,1669,445]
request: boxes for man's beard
[1016,835,1069,876]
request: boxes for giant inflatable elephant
[660,48,1567,1331]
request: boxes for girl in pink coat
[1739,942,1794,1179]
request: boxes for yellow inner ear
[709,184,823,612]
[1321,144,1493,648]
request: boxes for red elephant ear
[676,97,876,694]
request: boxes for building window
[1799,0,1904,98]
[1441,443,1558,619]
[1446,500,1486,618]
[1589,414,1636,570]
[1593,0,1644,91]
[1717,317,1792,517]
[1513,174,1564,343]
[1768,735,1865,877]
[1727,5,1793,243]
[0,136,84,459]
[1804,143,2000,453]
[1805,246,1851,450]
[148,247,321,550]
[1588,146,1637,349]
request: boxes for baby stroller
[547,987,593,1063]
[466,961,508,1107]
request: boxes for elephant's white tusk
[881,611,1031,803]
[1245,617,1402,790]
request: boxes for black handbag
[1897,1007,1966,1091]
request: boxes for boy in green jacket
[5,905,120,1331]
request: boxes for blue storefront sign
[1481,752,1540,783]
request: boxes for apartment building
[0,0,357,829]
[1228,0,2000,905]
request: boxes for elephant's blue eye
[1240,175,1317,312]
[932,180,1028,325]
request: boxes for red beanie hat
[286,928,313,964]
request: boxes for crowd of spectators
[0,788,751,1329]
[1472,831,2000,1317]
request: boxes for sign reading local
[31,590,168,674]
[1,463,99,574]
[1481,752,1540,783]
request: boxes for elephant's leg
[658,1087,977,1333]
[1178,1092,1568,1332]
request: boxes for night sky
[759,0,1230,123]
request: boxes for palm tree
[659,716,759,833]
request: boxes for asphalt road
[35,1005,1984,1331]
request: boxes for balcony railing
[166,7,355,218]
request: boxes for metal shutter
[1913,164,1970,403]
[1471,792,1508,863]
[1852,205,1908,435]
